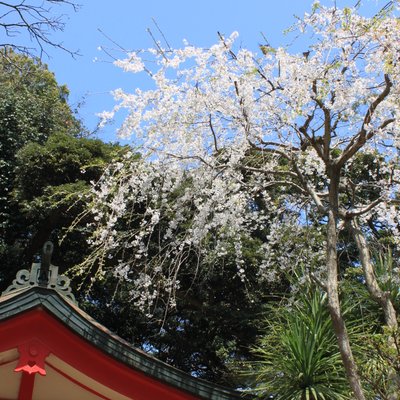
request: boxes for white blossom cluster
[86,3,400,310]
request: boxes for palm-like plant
[250,289,351,400]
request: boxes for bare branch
[345,196,385,218]
[263,179,308,194]
[146,27,168,61]
[241,165,297,179]
[0,0,79,59]
[151,18,171,52]
[217,31,237,60]
[247,139,292,160]
[209,114,219,153]
[97,28,127,53]
[348,219,398,328]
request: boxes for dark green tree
[0,52,79,213]
[0,50,82,280]
[0,51,123,285]
[0,131,122,287]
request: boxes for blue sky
[36,0,384,142]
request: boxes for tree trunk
[349,220,397,329]
[326,170,366,400]
[349,219,399,400]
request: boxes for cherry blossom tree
[87,2,400,398]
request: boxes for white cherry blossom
[87,4,400,398]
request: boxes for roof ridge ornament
[1,241,76,303]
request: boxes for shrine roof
[0,284,249,400]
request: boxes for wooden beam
[18,372,35,400]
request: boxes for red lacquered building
[0,259,247,400]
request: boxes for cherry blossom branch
[292,161,327,214]
[338,74,393,168]
[311,79,331,161]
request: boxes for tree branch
[345,196,385,218]
[292,161,327,214]
[209,114,219,153]
[0,0,79,58]
[338,74,393,168]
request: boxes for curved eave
[0,287,248,400]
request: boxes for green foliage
[249,288,352,400]
[0,130,121,289]
[14,132,118,203]
[339,250,400,399]
[343,248,400,323]
[373,251,400,312]
[0,51,124,285]
[357,326,400,400]
[0,49,80,151]
[0,50,81,253]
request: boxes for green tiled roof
[0,286,250,400]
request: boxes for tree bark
[349,220,398,329]
[349,219,399,400]
[326,169,366,400]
